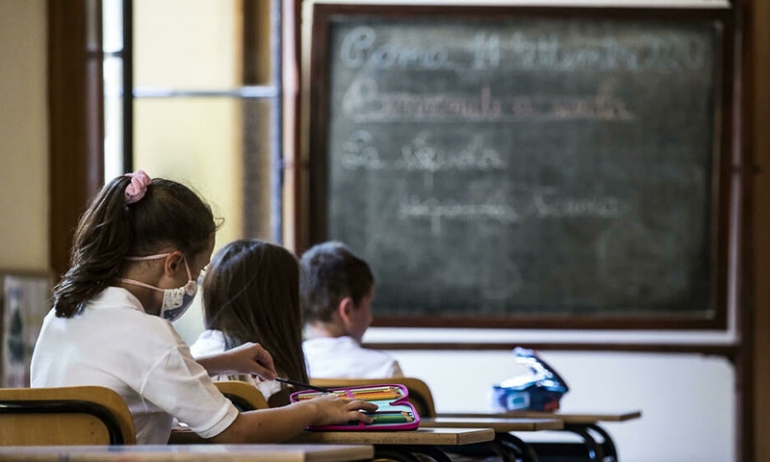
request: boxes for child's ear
[337,296,355,326]
[164,251,186,275]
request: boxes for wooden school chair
[310,376,437,418]
[214,380,269,411]
[0,386,136,445]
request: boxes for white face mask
[120,253,199,322]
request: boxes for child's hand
[221,342,277,380]
[305,394,378,427]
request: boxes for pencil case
[289,383,420,431]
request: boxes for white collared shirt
[31,287,238,444]
[303,336,404,379]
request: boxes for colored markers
[293,385,418,427]
[295,385,404,401]
[367,411,414,425]
[350,386,404,401]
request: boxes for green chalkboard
[307,5,735,329]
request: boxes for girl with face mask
[30,171,376,445]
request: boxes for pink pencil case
[289,383,420,431]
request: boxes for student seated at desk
[190,239,307,407]
[300,241,403,379]
[30,171,376,445]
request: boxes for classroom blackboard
[307,6,735,329]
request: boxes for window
[103,0,285,246]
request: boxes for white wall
[357,296,738,462]
[388,348,735,462]
[0,0,49,273]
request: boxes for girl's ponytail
[53,176,135,317]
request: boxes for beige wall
[0,0,49,273]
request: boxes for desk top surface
[0,444,374,462]
[439,410,642,424]
[420,416,564,431]
[287,427,495,446]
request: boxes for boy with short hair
[300,241,403,379]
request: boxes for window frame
[102,0,288,244]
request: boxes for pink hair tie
[124,170,152,204]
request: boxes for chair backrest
[0,386,136,445]
[214,381,269,411]
[310,377,437,418]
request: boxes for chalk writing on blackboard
[342,80,635,121]
[310,9,730,328]
[338,25,709,72]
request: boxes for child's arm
[195,342,277,381]
[210,395,378,444]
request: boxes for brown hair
[53,176,216,318]
[202,240,308,390]
[299,241,374,324]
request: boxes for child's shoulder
[190,329,226,357]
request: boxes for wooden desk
[419,417,563,462]
[420,417,563,431]
[171,427,494,462]
[440,410,642,424]
[288,427,495,462]
[287,427,494,446]
[436,410,642,462]
[0,444,374,462]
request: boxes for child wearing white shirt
[300,241,403,379]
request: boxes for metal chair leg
[563,424,605,461]
[585,424,618,462]
[496,432,540,462]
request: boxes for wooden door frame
[746,1,770,461]
[47,0,104,278]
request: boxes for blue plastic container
[490,347,569,412]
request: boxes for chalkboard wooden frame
[305,4,737,330]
